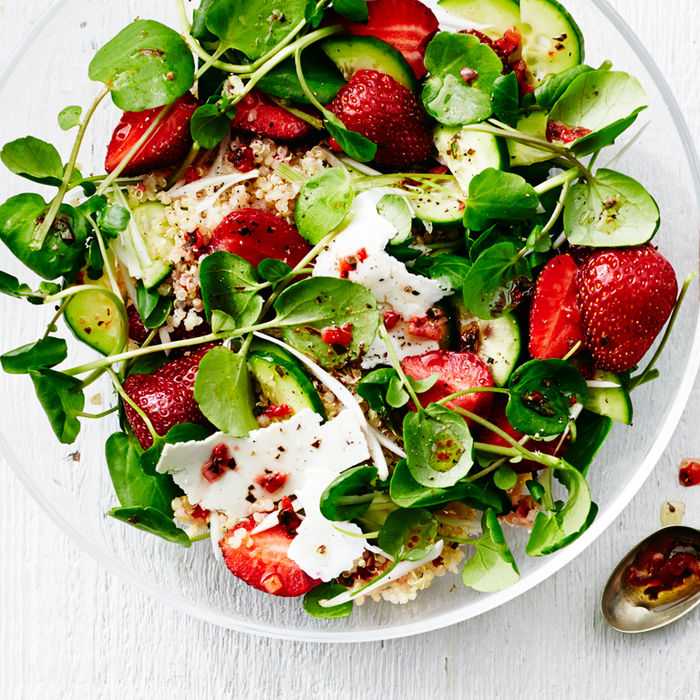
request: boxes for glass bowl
[0,0,698,642]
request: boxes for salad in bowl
[0,0,689,618]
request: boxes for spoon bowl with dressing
[601,525,700,633]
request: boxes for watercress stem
[85,214,120,296]
[76,406,118,419]
[43,298,71,340]
[436,387,509,406]
[377,325,423,408]
[30,88,109,250]
[106,367,159,444]
[533,167,578,196]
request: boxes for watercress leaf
[0,271,48,304]
[190,103,232,149]
[108,506,191,546]
[0,136,63,187]
[563,168,660,247]
[199,250,261,328]
[462,508,519,592]
[491,71,519,127]
[377,507,438,561]
[98,202,130,237]
[563,409,612,477]
[422,32,503,126]
[1,337,67,374]
[386,375,410,408]
[507,359,587,437]
[404,403,474,488]
[320,464,378,521]
[303,582,353,618]
[534,64,594,111]
[106,432,181,513]
[526,479,545,503]
[274,277,379,367]
[58,105,82,131]
[386,238,422,262]
[377,194,413,244]
[140,423,212,475]
[257,49,346,105]
[493,463,518,491]
[135,281,173,329]
[464,169,540,231]
[332,0,368,21]
[88,20,195,111]
[257,258,292,283]
[356,367,397,412]
[415,253,471,289]
[408,372,440,394]
[194,345,258,436]
[525,462,593,556]
[295,167,355,244]
[206,0,308,59]
[191,0,217,41]
[462,241,533,320]
[547,70,647,155]
[29,368,84,444]
[0,194,89,280]
[323,111,377,162]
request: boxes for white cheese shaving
[313,189,448,319]
[156,408,369,521]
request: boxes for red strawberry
[327,69,433,167]
[344,0,439,78]
[105,93,199,176]
[232,89,315,142]
[207,208,311,268]
[577,245,677,372]
[127,304,150,346]
[476,397,568,473]
[529,254,584,360]
[401,350,494,418]
[219,515,320,597]
[122,344,215,449]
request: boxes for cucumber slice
[519,0,584,82]
[409,178,466,225]
[435,125,507,193]
[248,348,328,420]
[453,302,521,385]
[321,36,417,91]
[132,202,174,288]
[507,111,556,167]
[438,0,520,39]
[585,369,632,425]
[64,282,125,356]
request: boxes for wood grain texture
[0,2,699,698]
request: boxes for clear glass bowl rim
[1,0,699,643]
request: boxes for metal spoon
[601,525,700,633]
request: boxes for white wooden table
[1,2,699,698]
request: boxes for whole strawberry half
[232,89,315,142]
[345,0,439,79]
[105,93,199,176]
[327,69,433,167]
[207,208,311,268]
[122,344,215,449]
[577,245,677,372]
[220,515,320,597]
[529,254,584,360]
[401,350,494,419]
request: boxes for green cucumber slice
[409,178,466,225]
[584,369,632,425]
[453,302,521,385]
[248,346,327,420]
[133,202,174,288]
[519,0,584,82]
[507,111,556,167]
[434,125,507,193]
[64,284,124,356]
[321,36,417,91]
[438,0,520,39]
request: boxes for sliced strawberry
[577,245,677,372]
[105,93,199,176]
[127,304,150,346]
[345,0,439,78]
[528,254,584,360]
[408,306,448,342]
[475,397,568,473]
[207,208,311,268]
[220,516,320,597]
[327,69,433,167]
[232,89,315,142]
[122,344,215,449]
[401,350,494,418]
